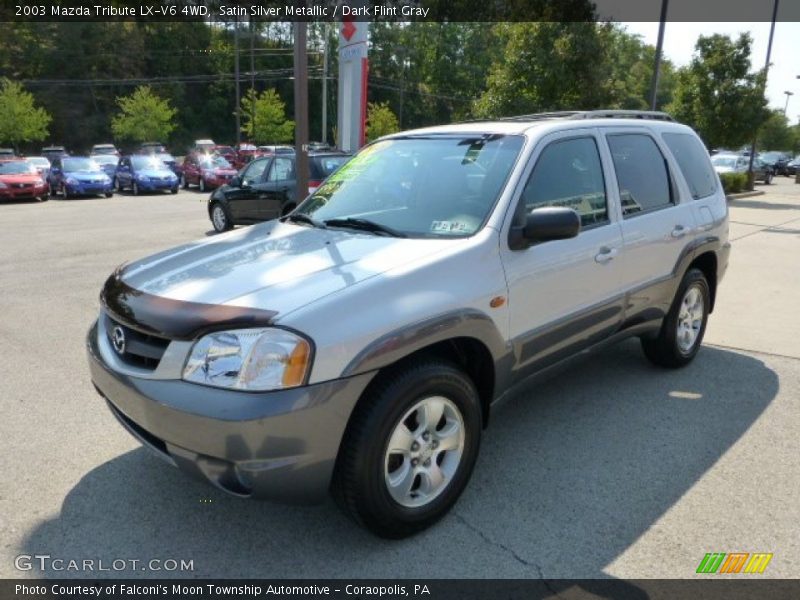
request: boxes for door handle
[671,225,687,238]
[595,246,618,264]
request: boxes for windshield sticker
[431,220,470,234]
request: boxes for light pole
[649,0,669,110]
[784,91,794,115]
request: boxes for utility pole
[322,23,329,144]
[747,0,779,184]
[294,22,309,201]
[250,20,256,142]
[234,18,241,145]
[649,0,669,110]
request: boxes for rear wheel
[332,360,482,538]
[210,202,232,232]
[132,182,139,196]
[115,177,123,193]
[641,268,710,368]
[764,172,773,184]
[199,178,206,193]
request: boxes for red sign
[342,20,356,42]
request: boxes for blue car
[91,154,120,180]
[48,156,114,198]
[115,155,179,195]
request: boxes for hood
[0,173,42,184]
[67,170,108,182]
[713,166,735,174]
[207,168,237,177]
[138,169,175,178]
[117,220,459,318]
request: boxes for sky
[622,22,800,122]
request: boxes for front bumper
[67,181,112,195]
[137,179,177,191]
[86,320,375,503]
[0,184,48,199]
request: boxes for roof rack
[497,110,675,123]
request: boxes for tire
[171,187,178,195]
[181,174,188,189]
[132,182,139,196]
[332,360,482,539]
[641,268,710,368]
[105,192,113,198]
[210,202,232,232]
[61,184,70,199]
[115,177,123,193]
[199,178,206,193]
[764,172,772,184]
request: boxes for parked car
[48,156,113,198]
[25,156,51,179]
[91,154,120,179]
[0,159,49,201]
[181,152,237,192]
[155,152,182,178]
[137,142,166,155]
[232,143,262,169]
[90,143,120,157]
[41,146,68,162]
[114,155,178,195]
[213,145,237,164]
[785,156,800,176]
[711,153,773,184]
[207,151,351,232]
[257,145,294,155]
[88,110,730,538]
[759,151,792,176]
[194,139,216,153]
[0,148,15,158]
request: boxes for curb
[726,190,765,201]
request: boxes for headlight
[183,328,311,391]
[137,174,150,182]
[66,177,78,185]
[34,178,44,185]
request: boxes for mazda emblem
[111,326,126,355]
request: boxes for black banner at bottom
[4,579,800,600]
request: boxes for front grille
[104,314,170,370]
[15,183,33,189]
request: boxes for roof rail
[495,110,675,123]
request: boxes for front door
[225,157,271,221]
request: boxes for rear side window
[607,134,672,217]
[662,133,717,199]
[521,137,608,228]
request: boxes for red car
[213,145,236,164]
[181,153,238,192]
[232,143,264,169]
[0,159,49,201]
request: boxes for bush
[719,172,748,194]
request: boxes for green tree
[473,22,613,117]
[240,88,294,144]
[111,86,177,143]
[366,102,400,141]
[758,110,793,151]
[667,34,768,149]
[0,79,51,151]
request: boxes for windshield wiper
[324,218,406,238]
[281,213,327,229]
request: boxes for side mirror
[510,206,580,250]
[229,175,241,188]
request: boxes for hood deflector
[100,269,278,341]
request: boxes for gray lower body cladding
[87,321,375,503]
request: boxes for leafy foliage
[111,86,177,142]
[240,88,294,144]
[366,102,400,141]
[667,34,769,150]
[758,110,794,151]
[0,79,51,149]
[719,172,748,194]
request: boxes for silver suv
[87,111,730,538]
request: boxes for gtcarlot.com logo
[15,554,194,572]
[696,552,773,574]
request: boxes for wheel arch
[688,251,718,312]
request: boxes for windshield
[0,161,36,175]
[157,153,175,162]
[711,156,737,168]
[63,158,101,172]
[132,156,168,170]
[312,155,350,177]
[93,146,115,152]
[92,155,118,166]
[296,135,524,238]
[27,157,49,166]
[199,155,231,169]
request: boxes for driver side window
[242,158,269,185]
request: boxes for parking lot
[1,179,798,579]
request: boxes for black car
[759,151,792,176]
[786,157,800,176]
[208,152,351,233]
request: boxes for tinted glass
[0,161,36,174]
[242,158,269,184]
[521,137,608,228]
[92,155,118,166]
[607,134,672,217]
[199,155,231,169]
[662,133,717,199]
[63,158,101,172]
[131,156,167,170]
[268,157,294,181]
[297,135,524,238]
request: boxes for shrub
[719,172,747,194]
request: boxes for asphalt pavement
[0,180,798,580]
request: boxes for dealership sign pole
[337,17,368,152]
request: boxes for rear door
[601,128,697,321]
[256,156,296,220]
[501,128,626,380]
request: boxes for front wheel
[171,187,178,195]
[764,172,773,184]
[132,182,139,196]
[181,174,188,189]
[61,184,70,199]
[105,192,113,198]
[641,268,710,368]
[332,360,482,538]
[199,178,206,193]
[115,177,123,193]
[210,202,232,233]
